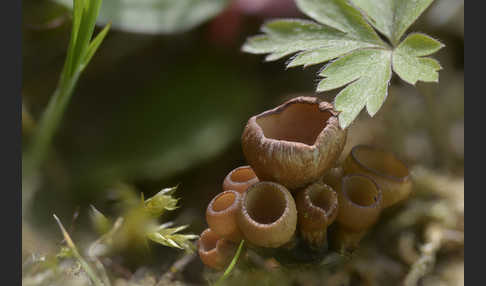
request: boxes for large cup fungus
[241,96,347,190]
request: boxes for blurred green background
[22,0,463,284]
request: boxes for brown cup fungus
[222,165,259,194]
[333,174,383,251]
[296,181,338,249]
[238,181,297,248]
[241,96,347,190]
[206,190,243,242]
[198,228,237,270]
[343,145,412,208]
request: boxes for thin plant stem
[53,214,106,286]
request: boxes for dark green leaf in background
[55,0,230,34]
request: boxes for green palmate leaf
[243,0,443,128]
[55,0,229,34]
[392,33,444,85]
[295,0,385,45]
[320,49,392,128]
[350,0,435,45]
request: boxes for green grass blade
[214,240,245,286]
[82,22,111,70]
[53,214,105,286]
[65,0,85,78]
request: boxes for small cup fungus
[333,174,383,251]
[198,228,238,270]
[206,190,243,242]
[222,165,259,194]
[295,181,338,249]
[343,145,412,208]
[237,182,297,248]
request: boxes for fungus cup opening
[238,182,297,248]
[352,145,409,182]
[343,176,381,208]
[206,190,243,242]
[246,184,287,224]
[230,167,256,183]
[256,102,332,146]
[223,166,259,193]
[198,228,237,270]
[199,228,219,253]
[212,192,237,212]
[308,185,337,217]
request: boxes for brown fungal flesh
[198,228,237,270]
[222,165,259,194]
[343,145,412,208]
[296,181,338,249]
[241,96,347,190]
[322,166,344,191]
[206,190,243,242]
[237,181,297,248]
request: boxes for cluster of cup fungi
[197,96,413,270]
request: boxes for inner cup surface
[308,187,335,213]
[212,192,237,212]
[246,185,286,224]
[343,176,380,207]
[230,167,256,182]
[200,230,218,252]
[354,147,409,179]
[256,103,331,146]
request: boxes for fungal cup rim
[241,182,291,228]
[207,190,241,216]
[304,183,338,220]
[251,97,340,149]
[341,174,383,210]
[351,145,411,183]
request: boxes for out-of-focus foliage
[25,0,110,172]
[55,0,230,34]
